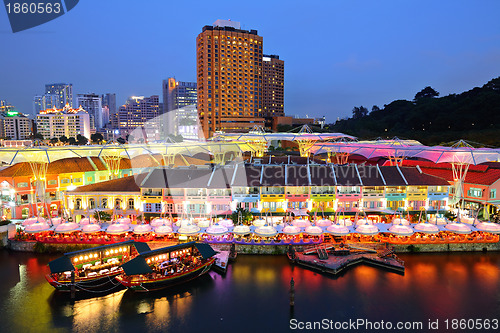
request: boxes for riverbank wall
[6,239,500,254]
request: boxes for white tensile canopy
[388,224,415,236]
[282,225,301,235]
[133,224,153,234]
[54,222,80,233]
[206,224,229,236]
[444,222,473,234]
[326,224,350,236]
[474,222,500,234]
[413,222,440,234]
[232,225,251,235]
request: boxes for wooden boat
[45,240,151,293]
[115,242,216,292]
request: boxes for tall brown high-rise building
[262,54,285,128]
[197,19,265,138]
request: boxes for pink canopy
[22,217,39,226]
[79,217,97,225]
[206,224,229,236]
[355,223,379,235]
[282,225,301,235]
[154,225,173,235]
[444,222,472,234]
[305,225,323,236]
[54,222,80,233]
[326,224,350,236]
[24,221,51,233]
[232,225,251,235]
[475,222,500,234]
[133,224,152,234]
[150,218,171,227]
[392,218,410,225]
[50,217,64,226]
[106,223,131,235]
[292,219,311,228]
[116,217,131,224]
[315,219,332,227]
[413,222,440,234]
[219,219,234,228]
[178,224,201,235]
[82,224,102,233]
[337,218,353,226]
[197,219,211,228]
[252,219,266,227]
[388,224,414,236]
[254,225,278,237]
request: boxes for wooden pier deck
[290,246,405,276]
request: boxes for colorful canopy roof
[388,224,415,236]
[474,222,500,234]
[54,222,80,233]
[413,222,440,234]
[282,225,301,235]
[326,224,350,236]
[206,224,229,236]
[444,222,472,234]
[232,225,251,235]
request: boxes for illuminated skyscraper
[262,54,285,128]
[45,83,73,108]
[77,93,102,129]
[162,78,197,134]
[197,19,265,138]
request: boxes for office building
[1,111,33,140]
[116,96,161,139]
[36,105,91,139]
[45,83,73,108]
[33,94,59,115]
[197,19,265,138]
[77,93,102,129]
[162,78,197,134]
[102,93,116,126]
[262,54,285,127]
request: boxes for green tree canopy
[414,86,439,101]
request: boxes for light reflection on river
[0,250,499,332]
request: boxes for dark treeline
[329,77,500,146]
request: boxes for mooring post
[70,270,76,300]
[289,277,295,307]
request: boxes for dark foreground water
[0,250,499,333]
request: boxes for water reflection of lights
[352,266,378,293]
[72,290,126,332]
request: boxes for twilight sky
[1,0,500,122]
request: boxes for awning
[64,240,145,256]
[134,242,151,254]
[121,256,153,275]
[194,243,217,259]
[48,256,75,274]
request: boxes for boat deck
[292,246,404,276]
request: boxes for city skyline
[1,1,500,123]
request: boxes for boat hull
[117,258,215,292]
[45,272,122,293]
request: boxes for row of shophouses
[63,163,451,221]
[3,154,500,221]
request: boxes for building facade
[1,111,33,139]
[77,93,102,129]
[45,83,73,108]
[262,54,285,128]
[36,105,91,139]
[162,78,197,135]
[116,96,161,139]
[197,20,265,138]
[101,93,116,127]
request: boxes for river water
[0,250,499,332]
